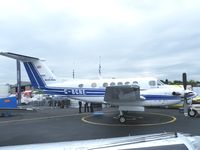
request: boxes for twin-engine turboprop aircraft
[0,52,197,122]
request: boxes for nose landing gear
[187,103,200,117]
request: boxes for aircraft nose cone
[185,90,197,98]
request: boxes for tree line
[161,79,200,87]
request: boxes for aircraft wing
[0,132,199,150]
[104,85,143,105]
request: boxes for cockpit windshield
[157,80,165,86]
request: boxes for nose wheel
[188,108,197,117]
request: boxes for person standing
[84,102,88,112]
[90,103,94,113]
[78,101,82,113]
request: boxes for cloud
[0,0,200,84]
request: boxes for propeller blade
[182,73,187,90]
[182,73,188,116]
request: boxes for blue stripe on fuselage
[42,87,180,100]
[141,95,180,100]
[43,88,105,96]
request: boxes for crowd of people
[48,99,102,113]
[78,101,102,113]
[48,100,70,108]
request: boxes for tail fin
[0,52,57,89]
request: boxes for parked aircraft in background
[0,52,197,122]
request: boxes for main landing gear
[119,111,127,123]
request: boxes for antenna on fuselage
[72,61,75,79]
[72,69,75,79]
[98,56,102,78]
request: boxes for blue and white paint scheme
[0,52,197,108]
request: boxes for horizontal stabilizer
[0,52,39,62]
[0,52,57,88]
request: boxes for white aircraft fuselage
[44,77,184,106]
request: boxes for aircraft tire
[188,108,197,117]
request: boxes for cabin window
[110,82,116,86]
[149,80,156,86]
[125,81,130,85]
[117,82,123,86]
[78,84,84,88]
[133,81,138,85]
[91,82,97,88]
[103,83,108,87]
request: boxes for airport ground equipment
[0,96,36,116]
[0,96,17,109]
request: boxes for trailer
[0,96,36,116]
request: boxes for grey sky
[0,0,200,84]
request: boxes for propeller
[182,73,188,116]
[183,73,187,91]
